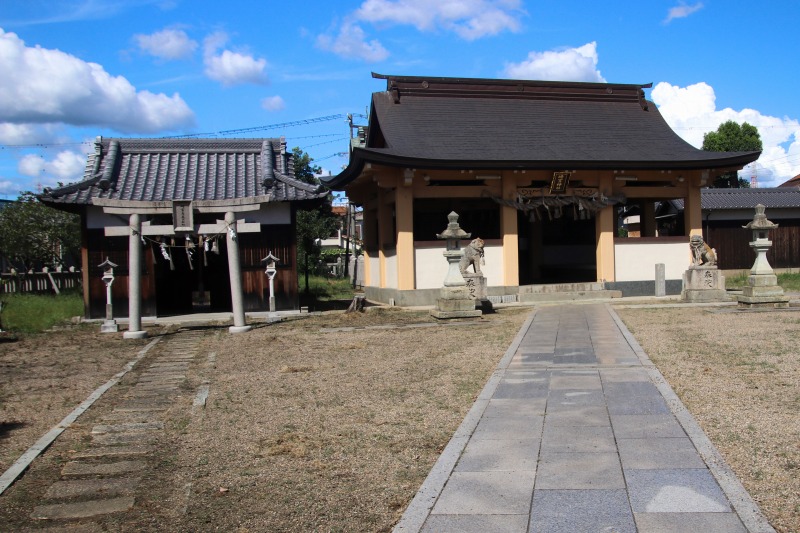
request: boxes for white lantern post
[99,257,119,333]
[262,252,279,313]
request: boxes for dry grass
[0,304,797,532]
[616,306,800,533]
[0,325,155,471]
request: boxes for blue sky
[1,0,799,198]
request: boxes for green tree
[702,121,762,188]
[292,148,339,294]
[0,192,80,273]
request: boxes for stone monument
[459,237,492,312]
[737,204,789,309]
[430,212,482,319]
[681,235,728,302]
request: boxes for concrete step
[519,289,623,303]
[520,282,607,294]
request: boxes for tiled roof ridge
[372,72,653,106]
[272,171,325,194]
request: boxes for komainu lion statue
[690,235,717,267]
[459,238,485,276]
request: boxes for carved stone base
[100,320,119,333]
[463,273,493,312]
[431,285,482,319]
[737,274,789,308]
[681,267,729,303]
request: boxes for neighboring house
[778,174,800,187]
[699,188,800,270]
[39,137,327,319]
[323,73,761,303]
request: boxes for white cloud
[319,0,523,61]
[664,2,704,24]
[261,95,286,112]
[203,31,268,86]
[18,150,86,186]
[652,81,800,185]
[354,0,523,40]
[0,180,20,195]
[316,21,389,62]
[134,28,197,60]
[0,29,195,133]
[503,42,605,82]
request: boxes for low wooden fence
[0,271,82,295]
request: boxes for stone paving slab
[431,471,536,515]
[618,437,707,470]
[394,303,776,533]
[72,445,153,459]
[625,468,732,513]
[31,496,135,519]
[529,489,636,533]
[91,422,164,434]
[44,477,140,500]
[633,512,747,532]
[535,452,625,490]
[91,430,158,446]
[61,460,147,477]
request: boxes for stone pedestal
[464,274,492,312]
[737,274,789,309]
[681,266,728,302]
[737,204,789,309]
[100,319,119,333]
[430,285,482,319]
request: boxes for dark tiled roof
[700,187,800,210]
[324,74,760,189]
[40,137,326,207]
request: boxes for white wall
[384,250,397,289]
[415,242,504,289]
[368,255,380,286]
[615,240,689,281]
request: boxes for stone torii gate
[98,198,265,337]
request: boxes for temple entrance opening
[518,208,597,284]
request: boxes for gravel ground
[616,305,800,533]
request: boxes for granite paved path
[395,303,775,533]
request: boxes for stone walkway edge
[392,305,775,533]
[0,337,162,495]
[393,312,535,532]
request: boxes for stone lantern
[98,257,119,333]
[737,204,789,308]
[430,212,481,319]
[261,252,279,313]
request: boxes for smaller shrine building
[40,137,327,322]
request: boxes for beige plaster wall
[414,242,504,290]
[614,240,689,281]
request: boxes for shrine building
[322,73,761,305]
[40,137,327,333]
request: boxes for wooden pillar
[684,177,703,237]
[595,174,615,282]
[225,211,251,334]
[501,175,519,286]
[642,201,656,237]
[123,213,147,339]
[395,184,414,290]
